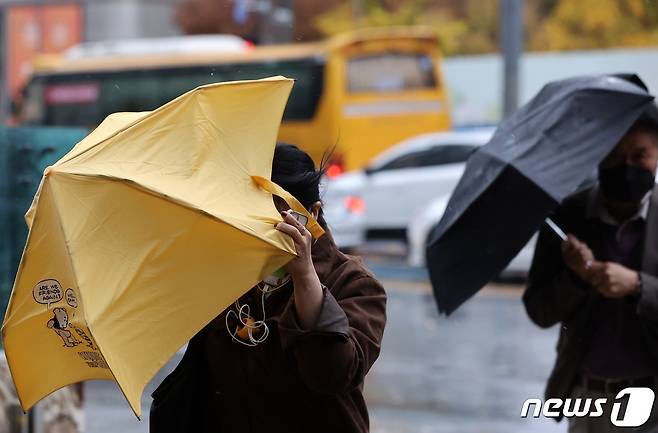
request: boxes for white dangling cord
[225,283,269,346]
[225,274,292,347]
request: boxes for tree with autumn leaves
[314,0,658,55]
[530,0,658,51]
[174,0,658,54]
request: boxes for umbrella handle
[251,175,325,239]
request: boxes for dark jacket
[523,185,658,419]
[150,230,387,433]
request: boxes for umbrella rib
[44,175,146,419]
[193,95,253,179]
[53,170,296,255]
[479,91,652,204]
[57,113,152,166]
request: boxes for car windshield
[374,143,478,171]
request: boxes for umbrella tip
[44,167,53,177]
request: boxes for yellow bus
[17,27,451,173]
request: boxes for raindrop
[114,84,120,90]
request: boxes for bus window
[23,58,325,127]
[215,59,325,120]
[18,29,451,172]
[347,53,436,93]
[17,78,45,125]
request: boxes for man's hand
[561,234,595,282]
[588,261,640,298]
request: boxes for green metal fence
[0,127,88,324]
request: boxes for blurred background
[0,0,657,432]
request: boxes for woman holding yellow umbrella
[2,77,385,427]
[150,143,388,433]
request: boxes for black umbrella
[426,74,656,315]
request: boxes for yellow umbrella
[1,76,324,418]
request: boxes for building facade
[0,0,180,123]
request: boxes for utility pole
[500,0,523,118]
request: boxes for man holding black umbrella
[523,110,658,432]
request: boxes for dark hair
[612,74,658,140]
[632,105,658,141]
[271,142,329,229]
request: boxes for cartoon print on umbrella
[46,307,81,348]
[32,279,64,308]
[32,279,82,347]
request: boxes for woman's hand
[276,210,323,329]
[275,210,315,279]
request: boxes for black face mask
[598,164,655,203]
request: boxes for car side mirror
[364,166,377,176]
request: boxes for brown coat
[150,230,387,433]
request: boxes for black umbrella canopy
[427,74,655,315]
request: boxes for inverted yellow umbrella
[2,76,324,418]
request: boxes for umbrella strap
[251,175,325,239]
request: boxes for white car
[323,127,537,276]
[323,128,495,249]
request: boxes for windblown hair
[271,142,331,229]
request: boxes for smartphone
[289,210,309,227]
